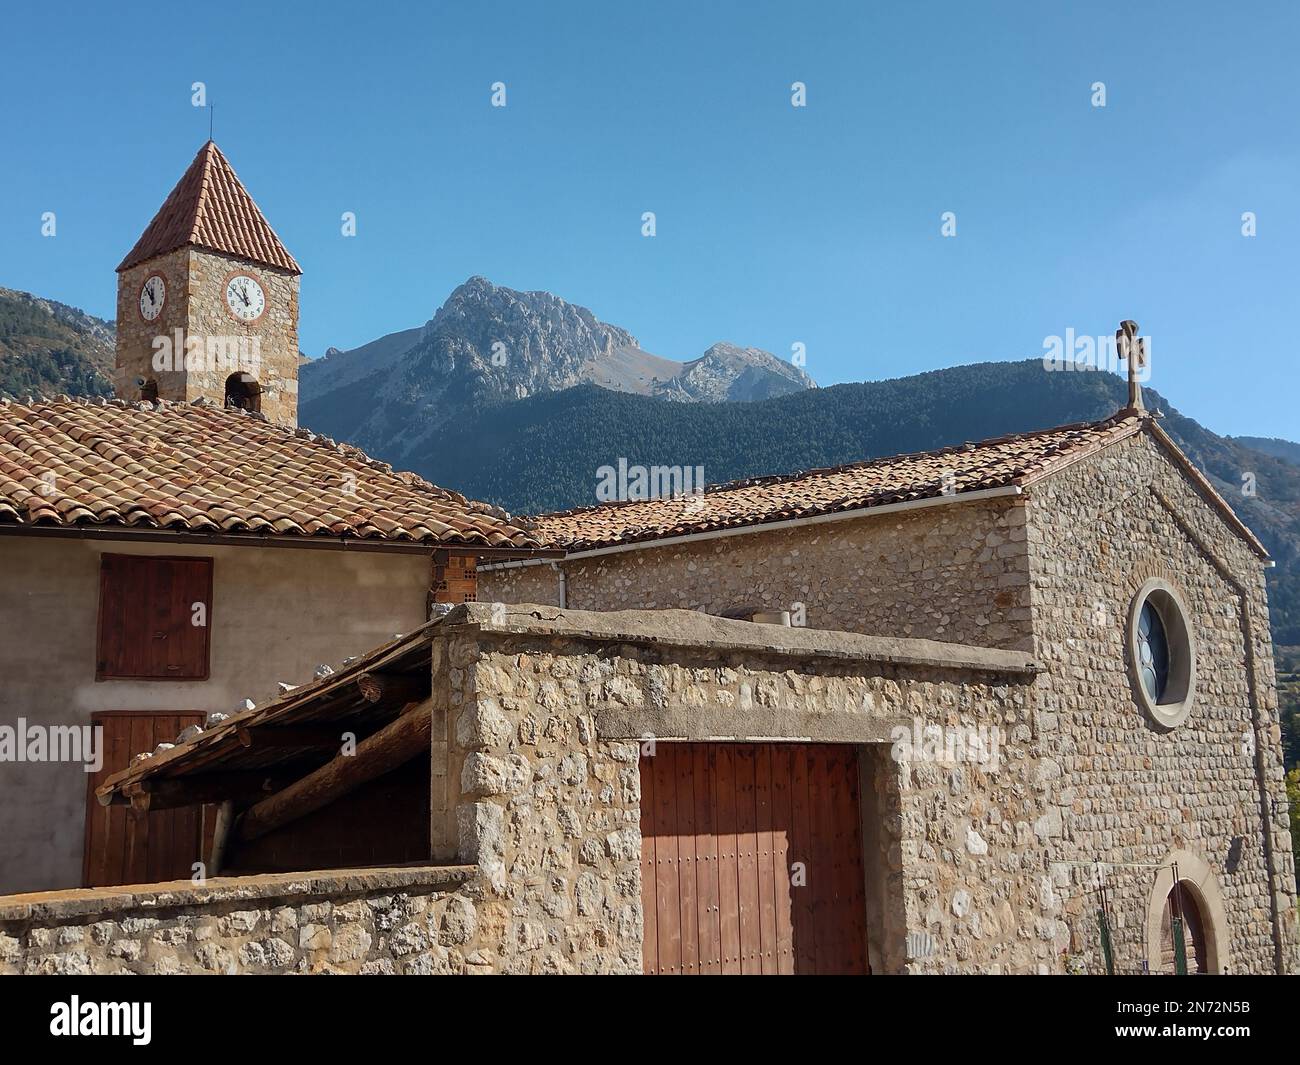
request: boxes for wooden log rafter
[237,725,352,749]
[356,670,428,706]
[234,699,433,843]
[113,771,285,813]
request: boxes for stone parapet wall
[0,866,475,975]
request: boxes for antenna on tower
[209,105,214,142]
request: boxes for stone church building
[0,142,1294,975]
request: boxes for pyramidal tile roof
[117,141,301,274]
[0,397,539,550]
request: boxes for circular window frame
[1126,577,1196,728]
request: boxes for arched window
[224,372,261,413]
[139,379,159,402]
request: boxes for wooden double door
[639,743,869,975]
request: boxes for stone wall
[1024,428,1298,974]
[114,248,300,426]
[439,605,1046,974]
[6,536,1289,975]
[484,428,1297,973]
[184,249,300,427]
[0,867,475,975]
[440,625,645,974]
[0,605,1048,974]
[114,250,189,402]
[481,498,1034,651]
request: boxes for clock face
[224,272,267,323]
[138,274,166,322]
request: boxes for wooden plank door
[82,711,207,887]
[639,743,869,975]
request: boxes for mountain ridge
[0,286,114,399]
[298,276,815,458]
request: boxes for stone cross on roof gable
[1115,319,1147,413]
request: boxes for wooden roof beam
[356,670,428,706]
[235,699,433,843]
[107,772,285,812]
[236,725,350,749]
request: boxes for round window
[1126,579,1196,728]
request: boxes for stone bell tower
[114,141,302,426]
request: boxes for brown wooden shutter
[82,711,207,887]
[96,555,213,680]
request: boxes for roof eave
[116,241,302,276]
[492,484,1028,564]
[0,522,558,557]
[1144,419,1271,560]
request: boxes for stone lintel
[595,705,912,744]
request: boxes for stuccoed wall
[1024,428,1298,974]
[0,536,430,895]
[481,498,1035,651]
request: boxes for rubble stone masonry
[481,498,1034,651]
[481,424,1298,973]
[1023,430,1297,974]
[115,247,300,425]
[0,607,1044,974]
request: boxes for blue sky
[3,0,1296,438]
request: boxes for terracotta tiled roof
[117,141,301,274]
[529,415,1153,551]
[0,397,538,550]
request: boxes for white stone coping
[0,865,476,925]
[447,603,1041,676]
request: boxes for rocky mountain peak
[660,340,817,402]
[298,277,817,457]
